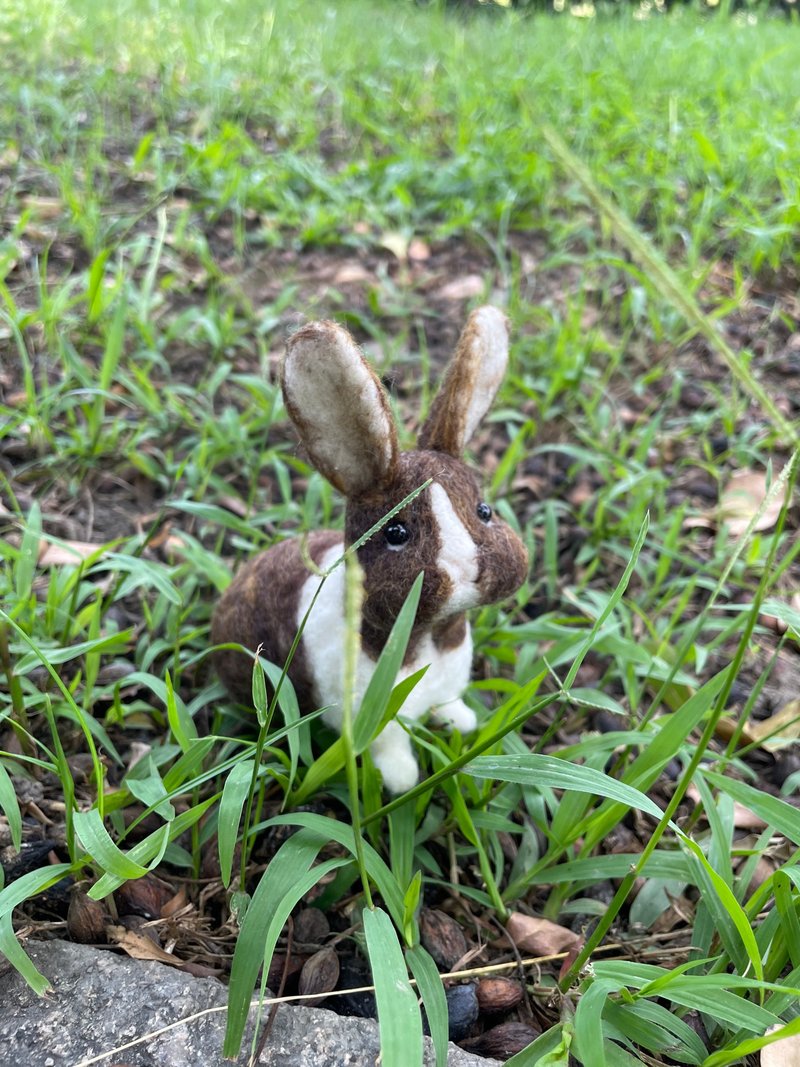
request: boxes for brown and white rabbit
[211,306,528,793]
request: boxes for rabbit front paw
[432,698,477,733]
[370,721,419,793]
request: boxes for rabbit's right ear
[283,321,399,496]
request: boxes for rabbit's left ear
[418,306,509,457]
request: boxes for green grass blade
[702,1016,800,1067]
[257,811,406,929]
[364,906,424,1067]
[217,759,255,889]
[504,1023,573,1065]
[0,762,22,852]
[700,770,800,847]
[224,831,325,1056]
[0,913,50,995]
[537,121,799,446]
[353,571,424,753]
[73,809,150,880]
[773,869,800,970]
[89,796,217,898]
[573,978,616,1067]
[406,944,448,1067]
[0,862,74,918]
[468,753,665,822]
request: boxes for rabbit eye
[476,502,493,523]
[384,522,410,548]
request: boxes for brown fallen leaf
[761,592,800,636]
[718,470,785,536]
[716,701,800,753]
[107,925,185,969]
[379,231,409,262]
[332,261,373,285]
[761,1026,800,1066]
[20,195,63,219]
[749,700,800,751]
[38,539,106,566]
[685,785,766,830]
[160,887,189,919]
[505,912,580,956]
[437,274,486,301]
[408,238,430,262]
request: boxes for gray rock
[0,940,500,1066]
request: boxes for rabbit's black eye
[476,502,493,523]
[384,522,410,547]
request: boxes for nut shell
[67,889,106,943]
[470,1021,541,1059]
[475,976,524,1014]
[298,946,340,997]
[419,907,468,970]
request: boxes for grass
[1,0,800,1064]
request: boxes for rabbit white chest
[297,541,476,793]
[212,305,529,795]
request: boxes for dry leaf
[379,231,409,261]
[731,802,768,830]
[437,274,485,301]
[160,887,189,918]
[505,912,580,955]
[683,515,715,531]
[762,1026,800,1066]
[218,494,249,518]
[408,238,430,262]
[20,195,63,219]
[748,700,800,750]
[685,785,766,829]
[38,539,106,566]
[718,470,784,536]
[717,702,800,753]
[332,261,372,285]
[107,925,185,969]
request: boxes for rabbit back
[211,529,342,708]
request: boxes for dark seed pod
[294,907,331,945]
[446,983,479,1041]
[115,874,173,919]
[67,889,107,944]
[475,976,524,1014]
[469,1021,541,1059]
[419,907,468,970]
[298,946,340,997]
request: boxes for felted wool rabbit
[211,306,529,793]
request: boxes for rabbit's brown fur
[212,307,528,792]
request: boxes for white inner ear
[461,306,509,448]
[283,325,397,495]
[429,482,480,613]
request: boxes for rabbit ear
[418,306,509,457]
[283,321,399,495]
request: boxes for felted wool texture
[297,543,475,792]
[211,529,343,708]
[282,320,398,497]
[346,452,528,662]
[418,306,509,457]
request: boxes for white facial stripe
[429,482,480,612]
